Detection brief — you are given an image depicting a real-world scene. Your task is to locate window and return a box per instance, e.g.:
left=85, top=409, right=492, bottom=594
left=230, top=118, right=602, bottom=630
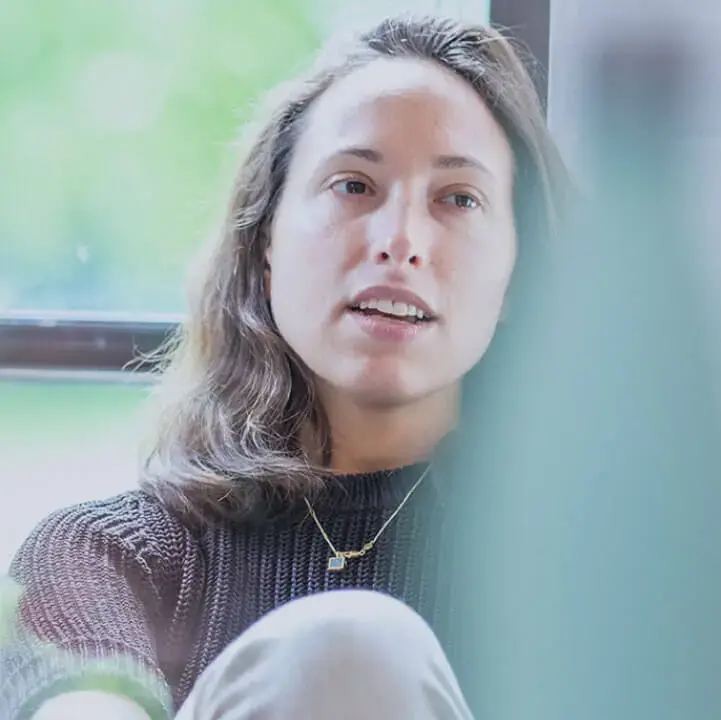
left=0, top=380, right=148, bottom=570
left=1, top=1, right=322, bottom=315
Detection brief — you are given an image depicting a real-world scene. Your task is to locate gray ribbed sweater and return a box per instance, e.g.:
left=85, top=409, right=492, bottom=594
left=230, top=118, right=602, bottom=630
left=1, top=465, right=455, bottom=719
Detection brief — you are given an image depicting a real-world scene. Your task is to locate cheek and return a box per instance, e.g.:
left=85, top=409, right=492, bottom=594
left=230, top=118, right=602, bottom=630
left=270, top=200, right=367, bottom=298
left=271, top=217, right=329, bottom=295
left=444, top=229, right=516, bottom=306
left=441, top=231, right=516, bottom=354
left=269, top=247, right=327, bottom=322
left=268, top=251, right=322, bottom=363
left=268, top=210, right=355, bottom=340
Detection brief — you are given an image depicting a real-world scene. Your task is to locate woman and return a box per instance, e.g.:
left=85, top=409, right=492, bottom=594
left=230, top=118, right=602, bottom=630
left=2, top=13, right=568, bottom=720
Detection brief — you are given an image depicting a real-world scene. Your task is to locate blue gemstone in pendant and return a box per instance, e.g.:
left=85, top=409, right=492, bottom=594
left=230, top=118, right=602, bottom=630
left=328, top=556, right=346, bottom=571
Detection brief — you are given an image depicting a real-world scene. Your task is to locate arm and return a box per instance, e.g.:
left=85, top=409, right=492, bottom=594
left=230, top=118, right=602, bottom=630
left=1, top=494, right=179, bottom=720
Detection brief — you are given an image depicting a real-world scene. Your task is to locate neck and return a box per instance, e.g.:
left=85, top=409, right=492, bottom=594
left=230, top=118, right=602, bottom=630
left=320, top=386, right=459, bottom=474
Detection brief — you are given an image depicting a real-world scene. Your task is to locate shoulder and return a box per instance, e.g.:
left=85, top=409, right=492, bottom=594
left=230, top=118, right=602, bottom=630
left=11, top=490, right=205, bottom=597
left=4, top=492, right=190, bottom=719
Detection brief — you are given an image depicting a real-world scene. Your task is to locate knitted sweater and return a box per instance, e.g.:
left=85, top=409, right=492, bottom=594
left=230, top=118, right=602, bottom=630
left=1, top=465, right=457, bottom=719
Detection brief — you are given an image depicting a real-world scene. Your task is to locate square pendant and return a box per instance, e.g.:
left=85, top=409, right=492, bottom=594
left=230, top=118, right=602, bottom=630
left=328, top=556, right=346, bottom=571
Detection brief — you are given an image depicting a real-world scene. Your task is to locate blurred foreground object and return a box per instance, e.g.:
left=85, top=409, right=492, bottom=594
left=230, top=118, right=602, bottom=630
left=451, top=31, right=721, bottom=720
left=0, top=577, right=171, bottom=718
left=0, top=578, right=22, bottom=649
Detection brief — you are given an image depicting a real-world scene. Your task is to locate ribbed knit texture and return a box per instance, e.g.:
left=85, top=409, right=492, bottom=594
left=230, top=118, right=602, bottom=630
left=1, top=465, right=453, bottom=718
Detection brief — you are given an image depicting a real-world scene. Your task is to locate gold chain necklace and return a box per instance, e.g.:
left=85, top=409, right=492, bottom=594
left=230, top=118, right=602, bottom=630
left=304, top=464, right=432, bottom=571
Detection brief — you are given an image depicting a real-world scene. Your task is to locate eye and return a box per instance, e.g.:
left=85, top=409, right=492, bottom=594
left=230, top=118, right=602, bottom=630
left=439, top=192, right=481, bottom=210
left=332, top=178, right=373, bottom=196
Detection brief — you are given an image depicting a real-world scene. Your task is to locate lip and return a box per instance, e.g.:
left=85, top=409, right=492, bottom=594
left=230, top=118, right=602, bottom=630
left=348, top=285, right=435, bottom=318
left=347, top=311, right=431, bottom=343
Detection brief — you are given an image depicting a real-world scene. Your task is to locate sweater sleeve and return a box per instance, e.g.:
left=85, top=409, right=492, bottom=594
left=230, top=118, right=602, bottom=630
left=0, top=492, right=187, bottom=720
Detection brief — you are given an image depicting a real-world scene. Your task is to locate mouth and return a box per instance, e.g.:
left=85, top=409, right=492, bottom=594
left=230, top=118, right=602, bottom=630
left=347, top=298, right=436, bottom=325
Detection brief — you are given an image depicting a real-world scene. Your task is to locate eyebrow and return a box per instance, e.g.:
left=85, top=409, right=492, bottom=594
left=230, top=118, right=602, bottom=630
left=333, top=146, right=494, bottom=177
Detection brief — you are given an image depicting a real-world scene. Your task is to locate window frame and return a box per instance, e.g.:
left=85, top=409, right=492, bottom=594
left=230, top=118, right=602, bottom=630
left=0, top=312, right=176, bottom=377
left=491, top=0, right=550, bottom=108
left=0, top=0, right=549, bottom=378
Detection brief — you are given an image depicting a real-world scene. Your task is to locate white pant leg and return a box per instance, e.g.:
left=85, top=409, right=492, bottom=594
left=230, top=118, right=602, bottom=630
left=175, top=589, right=473, bottom=720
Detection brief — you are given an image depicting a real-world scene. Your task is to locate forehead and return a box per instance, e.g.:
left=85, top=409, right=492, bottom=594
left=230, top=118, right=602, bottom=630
left=296, top=57, right=511, bottom=167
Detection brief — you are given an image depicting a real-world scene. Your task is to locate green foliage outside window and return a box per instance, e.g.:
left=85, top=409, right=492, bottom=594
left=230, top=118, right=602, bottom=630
left=0, top=0, right=319, bottom=314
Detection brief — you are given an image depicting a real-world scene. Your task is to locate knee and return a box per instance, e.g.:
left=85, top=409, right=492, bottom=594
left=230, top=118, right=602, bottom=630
left=258, top=589, right=438, bottom=660
left=237, top=588, right=450, bottom=699
left=180, top=592, right=464, bottom=719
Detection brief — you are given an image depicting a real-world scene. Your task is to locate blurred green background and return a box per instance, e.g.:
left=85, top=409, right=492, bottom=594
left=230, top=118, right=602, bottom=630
left=0, top=0, right=319, bottom=314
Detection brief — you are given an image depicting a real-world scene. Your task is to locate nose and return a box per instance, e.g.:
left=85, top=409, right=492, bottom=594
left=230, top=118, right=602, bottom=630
left=370, top=194, right=431, bottom=269
left=375, top=235, right=422, bottom=268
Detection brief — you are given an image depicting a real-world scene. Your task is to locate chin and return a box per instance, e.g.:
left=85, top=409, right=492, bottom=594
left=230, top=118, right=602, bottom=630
left=343, top=365, right=432, bottom=408
left=350, top=384, right=416, bottom=408
left=316, top=352, right=457, bottom=409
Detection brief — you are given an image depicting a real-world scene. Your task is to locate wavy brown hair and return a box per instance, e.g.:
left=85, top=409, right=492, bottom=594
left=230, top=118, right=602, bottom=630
left=138, top=14, right=570, bottom=523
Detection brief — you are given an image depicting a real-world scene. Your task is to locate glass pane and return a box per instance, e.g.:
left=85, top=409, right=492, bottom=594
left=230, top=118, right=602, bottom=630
left=0, top=381, right=148, bottom=572
left=0, top=1, right=489, bottom=316
left=0, top=1, right=321, bottom=315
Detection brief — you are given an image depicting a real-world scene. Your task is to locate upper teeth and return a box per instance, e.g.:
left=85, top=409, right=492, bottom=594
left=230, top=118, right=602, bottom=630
left=357, top=298, right=426, bottom=320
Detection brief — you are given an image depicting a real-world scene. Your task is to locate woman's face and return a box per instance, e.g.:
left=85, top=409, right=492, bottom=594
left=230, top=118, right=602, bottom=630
left=268, top=57, right=516, bottom=407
